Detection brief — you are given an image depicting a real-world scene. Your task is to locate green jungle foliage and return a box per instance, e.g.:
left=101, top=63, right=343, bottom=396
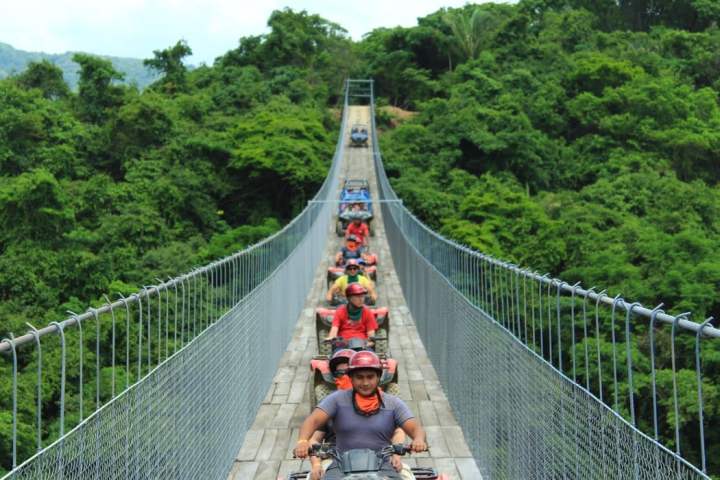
left=2, top=0, right=720, bottom=475
left=368, top=0, right=720, bottom=475
left=0, top=9, right=352, bottom=472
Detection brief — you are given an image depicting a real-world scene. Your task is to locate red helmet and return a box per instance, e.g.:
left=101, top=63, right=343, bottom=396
left=345, top=283, right=368, bottom=297
left=330, top=349, right=355, bottom=371
left=347, top=350, right=383, bottom=375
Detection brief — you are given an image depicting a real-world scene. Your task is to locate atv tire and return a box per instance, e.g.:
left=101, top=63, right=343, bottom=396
left=314, top=383, right=335, bottom=406
left=374, top=328, right=388, bottom=354
left=318, top=329, right=332, bottom=355
left=369, top=222, right=376, bottom=237
left=336, top=221, right=344, bottom=236
left=384, top=382, right=401, bottom=397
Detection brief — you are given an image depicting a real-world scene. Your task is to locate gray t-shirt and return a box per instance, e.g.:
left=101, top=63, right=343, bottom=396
left=317, top=389, right=414, bottom=453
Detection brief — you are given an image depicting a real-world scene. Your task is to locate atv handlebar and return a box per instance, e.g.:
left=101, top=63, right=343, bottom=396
left=322, top=336, right=385, bottom=351
left=303, top=443, right=416, bottom=460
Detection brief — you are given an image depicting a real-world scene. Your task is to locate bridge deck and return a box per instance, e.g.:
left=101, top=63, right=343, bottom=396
left=228, top=106, right=481, bottom=480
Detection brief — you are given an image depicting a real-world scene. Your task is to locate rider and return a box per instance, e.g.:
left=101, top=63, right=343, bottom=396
left=335, top=235, right=367, bottom=266
left=327, top=284, right=377, bottom=343
left=345, top=212, right=370, bottom=246
left=295, top=351, right=427, bottom=479
left=306, top=350, right=412, bottom=480
left=329, top=348, right=355, bottom=390
left=326, top=261, right=377, bottom=304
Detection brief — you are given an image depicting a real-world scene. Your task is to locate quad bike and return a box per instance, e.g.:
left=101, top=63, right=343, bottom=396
left=308, top=337, right=400, bottom=411
left=327, top=259, right=378, bottom=288
left=337, top=211, right=374, bottom=238
left=350, top=123, right=369, bottom=147
left=315, top=307, right=389, bottom=356
left=281, top=443, right=448, bottom=480
left=337, top=180, right=374, bottom=237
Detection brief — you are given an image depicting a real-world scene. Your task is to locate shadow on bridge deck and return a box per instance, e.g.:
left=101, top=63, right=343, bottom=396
left=228, top=106, right=482, bottom=480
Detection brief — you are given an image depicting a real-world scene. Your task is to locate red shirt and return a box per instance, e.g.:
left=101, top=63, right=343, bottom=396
left=346, top=223, right=369, bottom=244
left=332, top=305, right=378, bottom=340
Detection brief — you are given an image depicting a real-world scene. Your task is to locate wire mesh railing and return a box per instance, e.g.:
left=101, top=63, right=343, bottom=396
left=0, top=83, right=351, bottom=479
left=368, top=81, right=718, bottom=479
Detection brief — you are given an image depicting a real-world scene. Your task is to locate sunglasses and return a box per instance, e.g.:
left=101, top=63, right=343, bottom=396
left=347, top=266, right=359, bottom=271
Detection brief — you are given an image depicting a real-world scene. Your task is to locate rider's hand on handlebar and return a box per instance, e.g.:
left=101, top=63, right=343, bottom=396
left=294, top=440, right=310, bottom=459
left=410, top=438, right=428, bottom=453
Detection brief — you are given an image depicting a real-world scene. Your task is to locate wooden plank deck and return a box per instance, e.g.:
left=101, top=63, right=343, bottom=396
left=229, top=106, right=482, bottom=480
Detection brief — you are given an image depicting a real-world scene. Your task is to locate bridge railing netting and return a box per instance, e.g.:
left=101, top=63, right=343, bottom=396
left=368, top=84, right=716, bottom=479
left=0, top=84, right=349, bottom=480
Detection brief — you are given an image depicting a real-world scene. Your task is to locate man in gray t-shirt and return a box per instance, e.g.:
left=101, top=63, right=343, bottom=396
left=317, top=389, right=413, bottom=453
left=294, top=351, right=427, bottom=479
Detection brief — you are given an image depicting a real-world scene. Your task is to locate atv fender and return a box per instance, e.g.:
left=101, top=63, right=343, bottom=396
left=315, top=308, right=335, bottom=328
left=310, top=358, right=331, bottom=375
left=372, top=307, right=389, bottom=327
left=384, top=358, right=397, bottom=375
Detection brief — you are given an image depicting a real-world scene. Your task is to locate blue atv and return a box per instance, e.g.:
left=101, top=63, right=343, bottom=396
left=337, top=179, right=374, bottom=236
left=350, top=124, right=369, bottom=147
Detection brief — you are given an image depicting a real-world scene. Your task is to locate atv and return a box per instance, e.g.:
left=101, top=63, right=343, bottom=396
left=281, top=444, right=448, bottom=480
left=350, top=124, right=369, bottom=147
left=327, top=260, right=378, bottom=289
left=337, top=180, right=374, bottom=237
left=315, top=307, right=389, bottom=356
left=308, top=337, right=400, bottom=411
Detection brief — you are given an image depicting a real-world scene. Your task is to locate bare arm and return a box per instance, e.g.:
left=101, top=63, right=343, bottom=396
left=400, top=418, right=427, bottom=452
left=327, top=326, right=339, bottom=339
left=326, top=283, right=339, bottom=302
left=309, top=430, right=325, bottom=471
left=389, top=427, right=407, bottom=473
left=368, top=281, right=377, bottom=302
left=310, top=430, right=325, bottom=444
left=294, top=409, right=330, bottom=458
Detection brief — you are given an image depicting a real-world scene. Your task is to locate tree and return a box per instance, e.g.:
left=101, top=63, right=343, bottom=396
left=15, top=60, right=70, bottom=99
left=443, top=7, right=498, bottom=62
left=72, top=53, right=125, bottom=123
left=144, top=40, right=193, bottom=94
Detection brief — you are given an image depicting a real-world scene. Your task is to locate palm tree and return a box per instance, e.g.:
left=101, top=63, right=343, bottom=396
left=444, top=8, right=496, bottom=62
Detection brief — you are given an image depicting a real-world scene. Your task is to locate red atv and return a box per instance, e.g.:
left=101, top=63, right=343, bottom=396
left=315, top=307, right=389, bottom=356
left=327, top=258, right=378, bottom=288
left=308, top=339, right=400, bottom=411
left=280, top=443, right=449, bottom=480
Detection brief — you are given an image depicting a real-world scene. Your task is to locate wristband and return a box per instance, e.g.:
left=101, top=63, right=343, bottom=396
left=296, top=439, right=309, bottom=444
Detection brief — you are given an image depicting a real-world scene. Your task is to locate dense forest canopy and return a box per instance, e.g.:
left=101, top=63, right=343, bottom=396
left=368, top=0, right=720, bottom=474
left=1, top=0, right=720, bottom=475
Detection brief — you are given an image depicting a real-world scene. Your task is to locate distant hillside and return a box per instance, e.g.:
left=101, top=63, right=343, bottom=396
left=0, top=41, right=160, bottom=90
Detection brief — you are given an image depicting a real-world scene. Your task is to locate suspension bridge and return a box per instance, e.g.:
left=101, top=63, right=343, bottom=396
left=1, top=80, right=718, bottom=479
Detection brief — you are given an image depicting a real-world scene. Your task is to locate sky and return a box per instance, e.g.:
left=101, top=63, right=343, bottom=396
left=0, top=0, right=510, bottom=65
